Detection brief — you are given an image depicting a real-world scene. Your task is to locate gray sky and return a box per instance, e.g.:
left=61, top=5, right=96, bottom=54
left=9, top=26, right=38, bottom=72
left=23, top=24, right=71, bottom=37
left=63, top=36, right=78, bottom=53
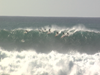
left=0, top=0, right=100, bottom=17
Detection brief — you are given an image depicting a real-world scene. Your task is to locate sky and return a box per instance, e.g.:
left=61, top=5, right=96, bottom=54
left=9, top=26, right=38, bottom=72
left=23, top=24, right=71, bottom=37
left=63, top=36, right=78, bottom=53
left=0, top=0, right=100, bottom=17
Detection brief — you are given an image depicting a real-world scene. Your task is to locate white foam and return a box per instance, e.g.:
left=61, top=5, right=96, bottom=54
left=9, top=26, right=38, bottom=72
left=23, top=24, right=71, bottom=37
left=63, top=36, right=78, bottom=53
left=6, top=24, right=100, bottom=36
left=44, top=24, right=100, bottom=36
left=0, top=48, right=100, bottom=75
left=12, top=28, right=34, bottom=31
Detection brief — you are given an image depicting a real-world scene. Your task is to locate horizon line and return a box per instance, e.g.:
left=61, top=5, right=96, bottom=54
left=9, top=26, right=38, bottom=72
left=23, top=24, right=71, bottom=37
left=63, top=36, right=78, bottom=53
left=0, top=15, right=100, bottom=18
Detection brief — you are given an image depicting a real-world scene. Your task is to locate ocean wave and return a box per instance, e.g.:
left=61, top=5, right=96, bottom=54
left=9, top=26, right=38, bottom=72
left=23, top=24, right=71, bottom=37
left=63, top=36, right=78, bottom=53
left=0, top=49, right=100, bottom=75
left=0, top=25, right=100, bottom=54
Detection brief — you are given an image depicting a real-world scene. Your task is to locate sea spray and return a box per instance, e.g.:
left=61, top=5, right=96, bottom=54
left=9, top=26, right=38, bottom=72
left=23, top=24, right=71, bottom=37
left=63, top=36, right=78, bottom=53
left=0, top=49, right=100, bottom=75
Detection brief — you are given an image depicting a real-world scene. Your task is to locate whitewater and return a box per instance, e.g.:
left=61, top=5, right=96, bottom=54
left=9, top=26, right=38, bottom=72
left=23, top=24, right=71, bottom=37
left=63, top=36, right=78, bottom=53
left=0, top=16, right=100, bottom=75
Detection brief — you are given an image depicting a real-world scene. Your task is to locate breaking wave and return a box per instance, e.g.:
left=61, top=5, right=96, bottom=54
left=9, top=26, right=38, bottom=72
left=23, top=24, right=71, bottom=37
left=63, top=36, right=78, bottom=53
left=0, top=49, right=100, bottom=75
left=0, top=25, right=99, bottom=54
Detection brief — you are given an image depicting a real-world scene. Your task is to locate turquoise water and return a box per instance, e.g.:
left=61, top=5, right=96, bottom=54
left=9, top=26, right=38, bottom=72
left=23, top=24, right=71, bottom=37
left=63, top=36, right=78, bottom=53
left=0, top=16, right=100, bottom=75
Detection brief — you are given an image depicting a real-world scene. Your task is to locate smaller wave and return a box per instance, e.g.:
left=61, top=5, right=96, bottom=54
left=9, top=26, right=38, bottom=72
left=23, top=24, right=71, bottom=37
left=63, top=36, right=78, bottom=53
left=0, top=49, right=100, bottom=75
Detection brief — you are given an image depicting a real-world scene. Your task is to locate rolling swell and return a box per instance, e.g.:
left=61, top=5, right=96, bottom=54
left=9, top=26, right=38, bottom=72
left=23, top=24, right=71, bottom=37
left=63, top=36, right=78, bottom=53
left=0, top=29, right=100, bottom=54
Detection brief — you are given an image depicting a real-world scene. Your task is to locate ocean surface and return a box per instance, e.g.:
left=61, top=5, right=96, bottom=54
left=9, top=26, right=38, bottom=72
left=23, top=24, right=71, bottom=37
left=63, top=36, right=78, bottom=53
left=0, top=16, right=100, bottom=75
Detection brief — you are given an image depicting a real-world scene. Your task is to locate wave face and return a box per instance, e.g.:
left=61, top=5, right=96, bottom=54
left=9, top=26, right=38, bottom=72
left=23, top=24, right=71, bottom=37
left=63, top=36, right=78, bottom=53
left=0, top=25, right=100, bottom=54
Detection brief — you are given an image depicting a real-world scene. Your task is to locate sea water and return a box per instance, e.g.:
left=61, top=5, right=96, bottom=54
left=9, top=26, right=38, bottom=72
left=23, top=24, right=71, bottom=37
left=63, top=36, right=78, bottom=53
left=0, top=16, right=100, bottom=75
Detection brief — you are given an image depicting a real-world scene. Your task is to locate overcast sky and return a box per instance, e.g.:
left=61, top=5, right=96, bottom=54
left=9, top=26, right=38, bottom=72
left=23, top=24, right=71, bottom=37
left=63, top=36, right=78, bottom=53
left=0, top=0, right=100, bottom=17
